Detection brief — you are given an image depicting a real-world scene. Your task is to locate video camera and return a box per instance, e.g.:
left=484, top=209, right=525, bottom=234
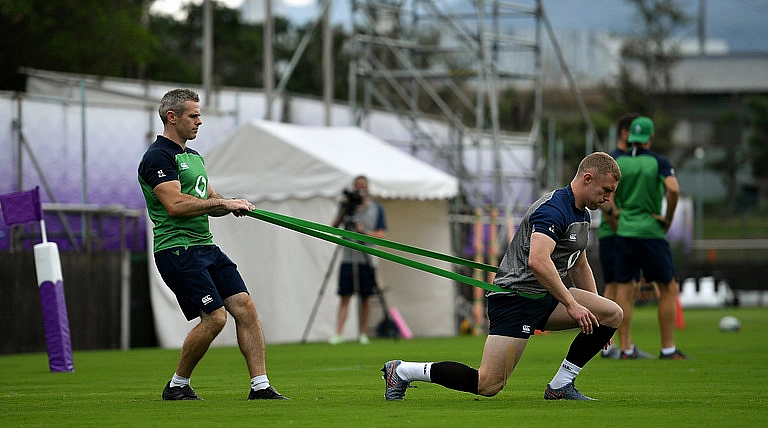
left=342, top=189, right=363, bottom=217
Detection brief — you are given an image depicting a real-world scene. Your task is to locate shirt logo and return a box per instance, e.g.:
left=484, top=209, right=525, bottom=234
left=156, top=170, right=166, bottom=178
left=548, top=225, right=556, bottom=234
left=522, top=324, right=531, bottom=334
left=180, top=162, right=189, bottom=170
left=195, top=176, right=207, bottom=198
left=202, top=295, right=213, bottom=305
left=569, top=233, right=577, bottom=241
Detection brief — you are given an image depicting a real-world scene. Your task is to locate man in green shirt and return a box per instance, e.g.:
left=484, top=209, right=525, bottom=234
left=612, top=116, right=688, bottom=360
left=139, top=89, right=288, bottom=400
left=597, top=113, right=651, bottom=359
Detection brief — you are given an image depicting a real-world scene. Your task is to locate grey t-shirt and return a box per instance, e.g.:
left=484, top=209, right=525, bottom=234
left=341, top=199, right=387, bottom=267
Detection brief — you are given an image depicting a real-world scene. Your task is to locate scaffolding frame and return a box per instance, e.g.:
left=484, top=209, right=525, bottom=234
left=349, top=0, right=544, bottom=220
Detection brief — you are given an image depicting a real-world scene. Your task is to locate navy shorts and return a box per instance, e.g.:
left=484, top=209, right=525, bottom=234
left=487, top=292, right=560, bottom=339
left=337, top=263, right=378, bottom=297
left=154, top=245, right=248, bottom=321
left=598, top=235, right=619, bottom=283
left=599, top=235, right=640, bottom=284
left=615, top=237, right=676, bottom=284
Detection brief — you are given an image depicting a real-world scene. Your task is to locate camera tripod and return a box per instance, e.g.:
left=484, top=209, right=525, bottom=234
left=300, top=216, right=398, bottom=343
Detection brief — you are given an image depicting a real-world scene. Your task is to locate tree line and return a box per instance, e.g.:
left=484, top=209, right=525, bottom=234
left=0, top=0, right=350, bottom=99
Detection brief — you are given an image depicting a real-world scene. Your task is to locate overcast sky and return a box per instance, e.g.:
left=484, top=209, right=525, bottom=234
left=151, top=0, right=768, bottom=53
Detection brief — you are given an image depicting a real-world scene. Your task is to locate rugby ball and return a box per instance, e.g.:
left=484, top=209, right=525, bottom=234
left=718, top=315, right=741, bottom=332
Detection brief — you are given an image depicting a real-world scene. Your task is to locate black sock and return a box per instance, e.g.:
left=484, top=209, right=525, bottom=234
left=429, top=361, right=479, bottom=394
left=566, top=324, right=617, bottom=368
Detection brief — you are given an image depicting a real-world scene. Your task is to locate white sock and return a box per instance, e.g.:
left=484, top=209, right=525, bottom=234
left=549, top=359, right=582, bottom=389
left=251, top=374, right=270, bottom=391
left=396, top=361, right=433, bottom=382
left=661, top=346, right=676, bottom=355
left=170, top=373, right=190, bottom=388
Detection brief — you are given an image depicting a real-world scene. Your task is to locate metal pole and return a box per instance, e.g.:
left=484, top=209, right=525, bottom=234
left=322, top=0, right=333, bottom=126
left=80, top=81, right=87, bottom=248
left=203, top=0, right=213, bottom=107
left=15, top=93, right=22, bottom=191
left=695, top=147, right=705, bottom=241
left=264, top=0, right=274, bottom=120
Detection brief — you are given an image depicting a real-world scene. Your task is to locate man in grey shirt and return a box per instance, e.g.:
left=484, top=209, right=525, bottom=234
left=329, top=175, right=387, bottom=345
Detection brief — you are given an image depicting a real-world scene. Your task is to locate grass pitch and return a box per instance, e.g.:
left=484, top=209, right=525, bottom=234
left=1, top=306, right=766, bottom=427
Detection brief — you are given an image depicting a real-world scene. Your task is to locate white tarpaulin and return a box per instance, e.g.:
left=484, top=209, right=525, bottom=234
left=149, top=119, right=460, bottom=347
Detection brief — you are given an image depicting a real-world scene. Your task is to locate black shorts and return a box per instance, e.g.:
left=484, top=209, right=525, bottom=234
left=599, top=236, right=619, bottom=283
left=487, top=292, right=559, bottom=339
left=615, top=237, right=676, bottom=283
left=337, top=263, right=378, bottom=297
left=154, top=245, right=248, bottom=321
left=599, top=236, right=640, bottom=284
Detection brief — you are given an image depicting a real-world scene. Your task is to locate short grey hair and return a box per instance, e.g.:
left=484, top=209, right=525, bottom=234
left=158, top=89, right=199, bottom=125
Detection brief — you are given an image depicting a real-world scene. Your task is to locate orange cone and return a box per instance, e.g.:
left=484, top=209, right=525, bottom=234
left=675, top=297, right=686, bottom=329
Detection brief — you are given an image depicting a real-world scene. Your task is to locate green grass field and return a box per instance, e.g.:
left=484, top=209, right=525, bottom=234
left=1, top=306, right=766, bottom=427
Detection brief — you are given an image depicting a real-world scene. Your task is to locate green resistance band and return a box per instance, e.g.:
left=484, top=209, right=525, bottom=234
left=243, top=208, right=507, bottom=293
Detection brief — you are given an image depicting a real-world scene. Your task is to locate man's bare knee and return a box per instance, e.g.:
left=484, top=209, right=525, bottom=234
left=602, top=301, right=623, bottom=327
left=201, top=308, right=227, bottom=333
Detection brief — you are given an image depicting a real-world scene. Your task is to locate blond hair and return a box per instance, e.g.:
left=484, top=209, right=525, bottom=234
left=578, top=152, right=621, bottom=182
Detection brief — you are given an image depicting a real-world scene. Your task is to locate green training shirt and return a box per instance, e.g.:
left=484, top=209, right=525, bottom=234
left=614, top=147, right=675, bottom=239
left=138, top=136, right=214, bottom=252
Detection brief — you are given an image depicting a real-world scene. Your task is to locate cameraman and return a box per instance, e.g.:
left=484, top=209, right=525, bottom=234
left=329, top=175, right=387, bottom=345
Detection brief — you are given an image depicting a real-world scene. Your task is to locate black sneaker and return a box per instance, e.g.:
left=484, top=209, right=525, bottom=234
left=248, top=386, right=289, bottom=400
left=659, top=349, right=689, bottom=360
left=162, top=381, right=202, bottom=400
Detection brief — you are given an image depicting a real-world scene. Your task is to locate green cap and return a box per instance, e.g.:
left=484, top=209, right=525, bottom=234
left=628, top=116, right=654, bottom=143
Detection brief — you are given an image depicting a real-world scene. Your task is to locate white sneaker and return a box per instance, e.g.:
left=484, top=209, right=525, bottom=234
left=359, top=334, right=370, bottom=345
left=328, top=335, right=343, bottom=345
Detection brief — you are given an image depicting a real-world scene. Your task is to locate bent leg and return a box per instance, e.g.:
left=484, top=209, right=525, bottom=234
left=429, top=335, right=527, bottom=397
left=176, top=307, right=227, bottom=377
left=224, top=292, right=267, bottom=377
left=477, top=335, right=528, bottom=396
left=545, top=288, right=623, bottom=331
left=544, top=289, right=622, bottom=367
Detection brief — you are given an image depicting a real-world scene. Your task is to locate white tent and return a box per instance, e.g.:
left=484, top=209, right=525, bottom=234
left=149, top=119, right=460, bottom=347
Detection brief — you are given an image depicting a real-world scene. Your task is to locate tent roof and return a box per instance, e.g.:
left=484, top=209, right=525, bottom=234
left=205, top=119, right=458, bottom=202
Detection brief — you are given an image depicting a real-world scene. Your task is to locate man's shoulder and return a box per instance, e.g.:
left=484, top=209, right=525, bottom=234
left=609, top=148, right=626, bottom=158
left=144, top=137, right=180, bottom=157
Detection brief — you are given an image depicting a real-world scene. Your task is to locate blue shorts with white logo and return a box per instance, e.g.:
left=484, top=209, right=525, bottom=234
left=487, top=292, right=560, bottom=339
left=154, top=245, right=248, bottom=321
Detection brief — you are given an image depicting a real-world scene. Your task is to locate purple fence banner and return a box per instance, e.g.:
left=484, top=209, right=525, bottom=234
left=0, top=187, right=43, bottom=226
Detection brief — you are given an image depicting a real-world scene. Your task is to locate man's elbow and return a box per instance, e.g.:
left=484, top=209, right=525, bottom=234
left=165, top=205, right=184, bottom=217
left=527, top=257, right=546, bottom=276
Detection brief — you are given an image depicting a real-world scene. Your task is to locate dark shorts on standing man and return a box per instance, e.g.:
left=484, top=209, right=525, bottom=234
left=487, top=292, right=560, bottom=339
left=154, top=245, right=249, bottom=320
left=598, top=235, right=619, bottom=284
left=615, top=236, right=676, bottom=284
left=599, top=235, right=640, bottom=284
left=337, top=262, right=378, bottom=297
